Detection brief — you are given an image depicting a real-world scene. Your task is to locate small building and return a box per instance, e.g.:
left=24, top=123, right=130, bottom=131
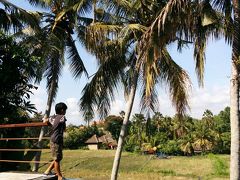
left=99, top=134, right=117, bottom=149
left=85, top=134, right=100, bottom=150
left=85, top=133, right=117, bottom=150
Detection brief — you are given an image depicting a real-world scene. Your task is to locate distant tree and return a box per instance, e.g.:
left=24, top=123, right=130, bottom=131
left=152, top=112, right=164, bottom=133
left=172, top=115, right=191, bottom=139
left=193, top=120, right=214, bottom=153
left=180, top=133, right=195, bottom=156
left=202, top=109, right=214, bottom=128
left=104, top=115, right=123, bottom=140
left=84, top=111, right=94, bottom=127
left=131, top=114, right=146, bottom=148
left=215, top=107, right=230, bottom=133
left=64, top=125, right=103, bottom=149
left=213, top=107, right=230, bottom=154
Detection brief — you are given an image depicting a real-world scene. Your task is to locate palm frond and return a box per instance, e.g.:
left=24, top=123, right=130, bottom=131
left=75, top=16, right=93, bottom=47
left=71, top=0, right=93, bottom=16
left=211, top=0, right=233, bottom=44
left=158, top=48, right=191, bottom=116
left=0, top=0, right=41, bottom=32
left=140, top=84, right=159, bottom=114
left=66, top=35, right=88, bottom=78
left=44, top=50, right=64, bottom=101
left=100, top=0, right=132, bottom=18
left=85, top=22, right=122, bottom=61
left=27, top=0, right=51, bottom=9
left=80, top=52, right=126, bottom=119
left=193, top=32, right=206, bottom=87
left=212, top=0, right=232, bottom=16
left=119, top=23, right=147, bottom=45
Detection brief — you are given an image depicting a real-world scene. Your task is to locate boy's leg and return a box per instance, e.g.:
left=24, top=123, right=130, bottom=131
left=44, top=161, right=54, bottom=174
left=54, top=160, right=63, bottom=180
left=54, top=143, right=63, bottom=179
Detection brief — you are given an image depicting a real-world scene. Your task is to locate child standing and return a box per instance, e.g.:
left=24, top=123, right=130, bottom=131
left=44, top=102, right=67, bottom=180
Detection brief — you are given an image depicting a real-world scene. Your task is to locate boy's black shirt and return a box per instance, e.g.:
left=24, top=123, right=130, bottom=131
left=49, top=114, right=67, bottom=144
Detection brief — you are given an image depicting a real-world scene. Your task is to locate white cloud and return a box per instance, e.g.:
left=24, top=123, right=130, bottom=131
left=65, top=98, right=84, bottom=125
left=156, top=85, right=229, bottom=118
left=110, top=99, right=124, bottom=115
left=30, top=86, right=47, bottom=114
left=188, top=85, right=229, bottom=118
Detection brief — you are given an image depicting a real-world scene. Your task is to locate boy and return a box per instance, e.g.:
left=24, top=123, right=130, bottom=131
left=44, top=102, right=67, bottom=180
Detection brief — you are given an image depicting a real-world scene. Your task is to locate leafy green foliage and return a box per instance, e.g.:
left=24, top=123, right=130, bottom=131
left=103, top=115, right=123, bottom=140
left=0, top=32, right=42, bottom=171
left=64, top=124, right=103, bottom=149
left=0, top=31, right=41, bottom=120
left=124, top=108, right=230, bottom=155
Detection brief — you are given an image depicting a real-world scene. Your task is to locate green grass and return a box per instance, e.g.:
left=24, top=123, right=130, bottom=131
left=34, top=150, right=229, bottom=180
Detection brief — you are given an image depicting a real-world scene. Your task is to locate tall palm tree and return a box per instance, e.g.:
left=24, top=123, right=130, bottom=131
left=138, top=0, right=238, bottom=179
left=132, top=114, right=146, bottom=147
left=152, top=112, right=164, bottom=133
left=228, top=1, right=240, bottom=178
left=80, top=1, right=191, bottom=179
left=193, top=120, right=214, bottom=153
left=21, top=0, right=93, bottom=171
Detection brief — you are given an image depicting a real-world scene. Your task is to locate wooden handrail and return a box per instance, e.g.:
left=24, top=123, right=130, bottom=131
left=0, top=122, right=48, bottom=128
left=0, top=160, right=51, bottom=164
left=0, top=137, right=50, bottom=141
left=0, top=149, right=50, bottom=151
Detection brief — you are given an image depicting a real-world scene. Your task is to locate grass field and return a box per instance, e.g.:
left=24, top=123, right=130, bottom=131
left=37, top=150, right=229, bottom=180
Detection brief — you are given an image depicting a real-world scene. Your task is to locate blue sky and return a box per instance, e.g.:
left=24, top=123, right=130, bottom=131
left=10, top=0, right=231, bottom=125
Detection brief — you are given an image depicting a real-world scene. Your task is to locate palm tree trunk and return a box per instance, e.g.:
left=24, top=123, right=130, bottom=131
left=230, top=61, right=240, bottom=180
left=230, top=1, right=240, bottom=179
left=93, top=0, right=96, bottom=23
left=32, top=81, right=56, bottom=172
left=111, top=70, right=138, bottom=180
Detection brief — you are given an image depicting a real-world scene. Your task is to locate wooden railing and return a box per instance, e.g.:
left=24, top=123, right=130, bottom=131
left=0, top=122, right=51, bottom=165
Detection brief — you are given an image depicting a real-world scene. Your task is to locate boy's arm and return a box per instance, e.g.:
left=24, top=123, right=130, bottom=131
left=42, top=117, right=51, bottom=125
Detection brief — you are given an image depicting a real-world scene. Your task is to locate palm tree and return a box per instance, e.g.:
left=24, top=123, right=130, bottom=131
left=152, top=112, right=164, bottom=133
left=202, top=109, right=214, bottom=128
left=80, top=1, right=191, bottom=179
left=193, top=120, right=214, bottom=153
left=21, top=0, right=94, bottom=171
left=180, top=134, right=195, bottom=156
left=132, top=114, right=146, bottom=147
left=84, top=111, right=94, bottom=127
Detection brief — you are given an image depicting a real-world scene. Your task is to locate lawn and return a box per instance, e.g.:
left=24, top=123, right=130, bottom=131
left=37, top=150, right=229, bottom=180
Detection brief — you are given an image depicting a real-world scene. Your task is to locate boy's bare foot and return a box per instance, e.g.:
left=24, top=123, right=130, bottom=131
left=44, top=171, right=56, bottom=176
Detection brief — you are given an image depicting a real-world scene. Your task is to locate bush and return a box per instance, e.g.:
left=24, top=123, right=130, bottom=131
left=158, top=140, right=182, bottom=155
left=64, top=126, right=103, bottom=149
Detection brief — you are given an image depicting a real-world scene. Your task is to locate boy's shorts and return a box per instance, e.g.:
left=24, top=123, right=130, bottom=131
left=50, top=141, right=63, bottom=162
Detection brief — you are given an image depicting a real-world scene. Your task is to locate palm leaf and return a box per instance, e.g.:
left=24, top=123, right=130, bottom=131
left=0, top=0, right=41, bottom=32
left=66, top=35, right=88, bottom=78
left=159, top=48, right=191, bottom=116
left=80, top=50, right=127, bottom=118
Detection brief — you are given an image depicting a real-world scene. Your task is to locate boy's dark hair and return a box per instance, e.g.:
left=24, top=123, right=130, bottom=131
left=55, top=102, right=68, bottom=114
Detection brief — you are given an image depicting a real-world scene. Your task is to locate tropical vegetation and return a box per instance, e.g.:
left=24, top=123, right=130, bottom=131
left=0, top=0, right=238, bottom=179
left=0, top=31, right=41, bottom=170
